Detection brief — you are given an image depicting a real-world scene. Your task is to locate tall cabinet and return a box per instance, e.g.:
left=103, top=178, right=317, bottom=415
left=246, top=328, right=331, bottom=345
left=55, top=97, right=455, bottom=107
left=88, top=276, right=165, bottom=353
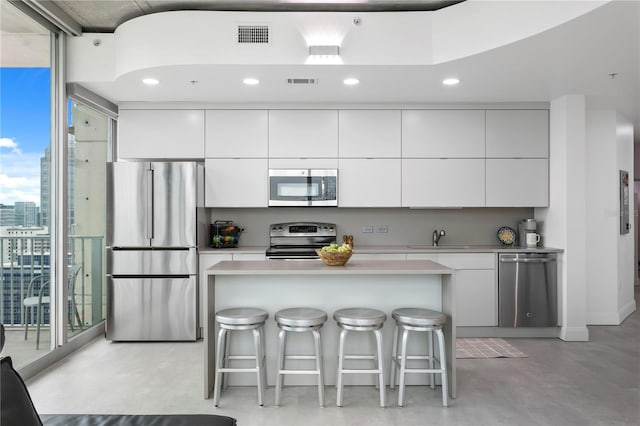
left=204, top=110, right=268, bottom=207
left=338, top=110, right=402, bottom=207
left=401, top=110, right=486, bottom=207
left=485, top=110, right=549, bottom=207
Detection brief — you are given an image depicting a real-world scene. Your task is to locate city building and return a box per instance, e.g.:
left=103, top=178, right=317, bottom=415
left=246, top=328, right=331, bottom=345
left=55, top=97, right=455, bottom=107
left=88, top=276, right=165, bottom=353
left=0, top=204, right=15, bottom=226
left=13, top=202, right=38, bottom=227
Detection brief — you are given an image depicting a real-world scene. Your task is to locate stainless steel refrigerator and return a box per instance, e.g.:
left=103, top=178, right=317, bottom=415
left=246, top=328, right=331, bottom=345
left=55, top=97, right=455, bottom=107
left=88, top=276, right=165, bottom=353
left=106, top=161, right=198, bottom=341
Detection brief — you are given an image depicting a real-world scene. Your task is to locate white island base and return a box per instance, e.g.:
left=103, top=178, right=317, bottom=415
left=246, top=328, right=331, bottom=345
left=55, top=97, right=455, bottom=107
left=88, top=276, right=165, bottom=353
left=204, top=259, right=456, bottom=400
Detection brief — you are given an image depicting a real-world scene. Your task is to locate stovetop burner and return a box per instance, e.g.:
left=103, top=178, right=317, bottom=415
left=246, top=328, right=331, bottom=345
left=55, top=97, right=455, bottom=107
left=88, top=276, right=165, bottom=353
left=266, top=222, right=337, bottom=259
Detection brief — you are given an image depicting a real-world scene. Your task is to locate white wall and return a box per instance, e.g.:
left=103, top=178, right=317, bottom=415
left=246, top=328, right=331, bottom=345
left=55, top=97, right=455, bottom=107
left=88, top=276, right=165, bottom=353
left=585, top=110, right=621, bottom=324
left=616, top=113, right=636, bottom=319
left=581, top=109, right=636, bottom=325
left=536, top=95, right=589, bottom=341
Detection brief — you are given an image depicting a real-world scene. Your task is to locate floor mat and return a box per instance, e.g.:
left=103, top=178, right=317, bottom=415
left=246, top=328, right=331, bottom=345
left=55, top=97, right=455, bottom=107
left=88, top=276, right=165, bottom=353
left=456, top=338, right=527, bottom=359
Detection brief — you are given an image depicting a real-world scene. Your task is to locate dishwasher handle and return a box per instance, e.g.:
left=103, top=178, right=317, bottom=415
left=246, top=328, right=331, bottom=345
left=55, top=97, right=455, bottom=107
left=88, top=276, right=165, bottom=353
left=500, top=256, right=555, bottom=264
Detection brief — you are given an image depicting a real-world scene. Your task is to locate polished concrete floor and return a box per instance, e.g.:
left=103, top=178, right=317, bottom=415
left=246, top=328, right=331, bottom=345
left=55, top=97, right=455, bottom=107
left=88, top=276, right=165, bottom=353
left=27, top=292, right=639, bottom=426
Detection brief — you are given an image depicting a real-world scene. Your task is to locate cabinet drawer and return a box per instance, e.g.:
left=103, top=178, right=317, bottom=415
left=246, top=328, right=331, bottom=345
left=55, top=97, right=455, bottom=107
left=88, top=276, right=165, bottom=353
left=437, top=254, right=495, bottom=269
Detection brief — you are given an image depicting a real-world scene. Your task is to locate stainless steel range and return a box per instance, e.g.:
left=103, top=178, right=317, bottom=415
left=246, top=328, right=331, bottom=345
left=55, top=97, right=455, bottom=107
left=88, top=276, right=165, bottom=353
left=266, top=222, right=337, bottom=259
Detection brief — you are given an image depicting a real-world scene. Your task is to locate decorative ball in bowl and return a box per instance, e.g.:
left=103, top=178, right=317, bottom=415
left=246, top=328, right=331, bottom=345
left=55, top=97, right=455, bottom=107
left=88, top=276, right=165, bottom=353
left=316, top=243, right=353, bottom=266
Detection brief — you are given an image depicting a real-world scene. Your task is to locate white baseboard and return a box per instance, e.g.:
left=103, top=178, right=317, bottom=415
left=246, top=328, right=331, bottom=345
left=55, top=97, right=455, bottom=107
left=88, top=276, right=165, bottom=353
left=618, top=299, right=637, bottom=322
left=588, top=299, right=637, bottom=325
left=588, top=311, right=623, bottom=325
left=560, top=326, right=589, bottom=341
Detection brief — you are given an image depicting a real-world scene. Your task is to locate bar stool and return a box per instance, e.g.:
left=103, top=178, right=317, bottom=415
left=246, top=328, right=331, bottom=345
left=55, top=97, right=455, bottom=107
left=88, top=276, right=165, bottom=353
left=213, top=307, right=269, bottom=407
left=389, top=307, right=448, bottom=407
left=274, top=307, right=328, bottom=407
left=334, top=307, right=387, bottom=408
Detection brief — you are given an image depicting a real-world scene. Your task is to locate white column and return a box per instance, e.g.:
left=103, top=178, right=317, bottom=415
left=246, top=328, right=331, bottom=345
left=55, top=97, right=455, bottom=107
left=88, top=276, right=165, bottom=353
left=535, top=95, right=589, bottom=341
left=585, top=110, right=637, bottom=324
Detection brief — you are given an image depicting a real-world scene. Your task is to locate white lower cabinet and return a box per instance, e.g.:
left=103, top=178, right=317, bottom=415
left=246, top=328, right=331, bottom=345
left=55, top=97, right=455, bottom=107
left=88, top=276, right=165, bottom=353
left=453, top=270, right=497, bottom=326
left=205, top=158, right=268, bottom=207
left=407, top=253, right=497, bottom=326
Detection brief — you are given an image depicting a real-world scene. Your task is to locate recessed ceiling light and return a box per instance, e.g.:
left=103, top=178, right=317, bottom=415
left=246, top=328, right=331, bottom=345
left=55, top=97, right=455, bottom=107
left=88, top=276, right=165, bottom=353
left=142, top=78, right=159, bottom=85
left=442, top=78, right=460, bottom=86
left=243, top=78, right=260, bottom=85
left=343, top=78, right=359, bottom=86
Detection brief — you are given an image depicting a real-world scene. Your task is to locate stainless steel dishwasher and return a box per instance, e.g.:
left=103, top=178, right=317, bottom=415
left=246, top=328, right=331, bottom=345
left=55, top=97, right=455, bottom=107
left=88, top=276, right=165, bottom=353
left=498, top=253, right=558, bottom=327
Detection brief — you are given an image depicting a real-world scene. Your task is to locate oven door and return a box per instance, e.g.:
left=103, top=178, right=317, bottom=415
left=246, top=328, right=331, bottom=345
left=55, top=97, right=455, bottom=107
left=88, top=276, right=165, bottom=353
left=269, top=169, right=337, bottom=206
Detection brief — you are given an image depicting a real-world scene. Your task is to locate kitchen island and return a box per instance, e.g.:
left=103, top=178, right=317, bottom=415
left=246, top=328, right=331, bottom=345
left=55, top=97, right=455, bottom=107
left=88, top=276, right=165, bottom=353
left=203, top=259, right=456, bottom=400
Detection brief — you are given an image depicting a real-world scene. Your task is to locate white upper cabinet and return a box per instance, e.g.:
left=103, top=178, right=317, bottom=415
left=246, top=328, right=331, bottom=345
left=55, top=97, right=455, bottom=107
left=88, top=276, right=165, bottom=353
left=485, top=110, right=549, bottom=158
left=485, top=159, right=549, bottom=207
left=402, top=158, right=485, bottom=207
left=268, top=110, right=338, bottom=158
left=205, top=110, right=268, bottom=158
left=118, top=109, right=205, bottom=159
left=204, top=158, right=268, bottom=207
left=339, top=159, right=401, bottom=207
left=402, top=110, right=485, bottom=158
left=338, top=110, right=401, bottom=158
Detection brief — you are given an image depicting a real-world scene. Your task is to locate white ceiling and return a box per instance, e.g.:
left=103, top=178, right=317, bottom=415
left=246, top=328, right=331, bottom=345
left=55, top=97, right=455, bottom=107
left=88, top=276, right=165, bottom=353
left=2, top=0, right=639, bottom=140
left=82, top=2, right=639, bottom=121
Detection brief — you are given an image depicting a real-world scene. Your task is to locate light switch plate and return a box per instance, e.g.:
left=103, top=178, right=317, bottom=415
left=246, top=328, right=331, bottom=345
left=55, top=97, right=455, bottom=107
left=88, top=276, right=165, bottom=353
left=362, top=226, right=374, bottom=233
left=375, top=225, right=388, bottom=233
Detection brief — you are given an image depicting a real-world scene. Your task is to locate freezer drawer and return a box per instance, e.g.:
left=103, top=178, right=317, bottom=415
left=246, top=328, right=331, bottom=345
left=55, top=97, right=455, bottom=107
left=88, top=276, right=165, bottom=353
left=106, top=276, right=196, bottom=341
left=498, top=253, right=557, bottom=327
left=107, top=248, right=196, bottom=275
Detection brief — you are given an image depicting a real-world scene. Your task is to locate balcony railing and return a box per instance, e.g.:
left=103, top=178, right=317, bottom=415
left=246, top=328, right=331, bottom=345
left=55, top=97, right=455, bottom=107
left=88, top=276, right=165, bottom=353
left=0, top=235, right=104, bottom=329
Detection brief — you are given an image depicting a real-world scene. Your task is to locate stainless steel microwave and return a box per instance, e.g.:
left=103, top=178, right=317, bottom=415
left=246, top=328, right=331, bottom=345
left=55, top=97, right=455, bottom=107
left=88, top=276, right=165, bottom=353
left=269, top=169, right=338, bottom=207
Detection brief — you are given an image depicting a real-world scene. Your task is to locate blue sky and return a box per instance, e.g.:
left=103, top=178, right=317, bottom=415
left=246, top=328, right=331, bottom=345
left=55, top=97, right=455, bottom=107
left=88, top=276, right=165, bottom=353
left=0, top=67, right=50, bottom=205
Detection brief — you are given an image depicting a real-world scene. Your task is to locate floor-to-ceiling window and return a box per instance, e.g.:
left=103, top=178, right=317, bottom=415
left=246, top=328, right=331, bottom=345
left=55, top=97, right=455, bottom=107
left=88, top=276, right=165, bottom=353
left=66, top=100, right=109, bottom=339
left=0, top=0, right=55, bottom=368
left=1, top=1, right=111, bottom=374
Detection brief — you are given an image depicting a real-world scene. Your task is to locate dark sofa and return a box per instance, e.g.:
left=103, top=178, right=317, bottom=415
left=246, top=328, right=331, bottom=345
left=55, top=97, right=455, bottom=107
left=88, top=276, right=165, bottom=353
left=0, top=324, right=236, bottom=426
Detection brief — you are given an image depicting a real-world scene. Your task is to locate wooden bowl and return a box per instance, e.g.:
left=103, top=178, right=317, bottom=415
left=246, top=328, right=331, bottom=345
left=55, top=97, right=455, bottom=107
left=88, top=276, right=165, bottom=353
left=316, top=249, right=353, bottom=266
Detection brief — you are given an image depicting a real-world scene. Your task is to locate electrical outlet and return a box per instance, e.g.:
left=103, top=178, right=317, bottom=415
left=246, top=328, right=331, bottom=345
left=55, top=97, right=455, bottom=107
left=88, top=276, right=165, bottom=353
left=362, top=226, right=374, bottom=233
left=375, top=225, right=388, bottom=233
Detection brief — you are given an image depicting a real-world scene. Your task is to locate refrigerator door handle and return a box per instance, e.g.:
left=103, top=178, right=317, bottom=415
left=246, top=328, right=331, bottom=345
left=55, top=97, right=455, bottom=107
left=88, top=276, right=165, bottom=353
left=147, top=168, right=154, bottom=240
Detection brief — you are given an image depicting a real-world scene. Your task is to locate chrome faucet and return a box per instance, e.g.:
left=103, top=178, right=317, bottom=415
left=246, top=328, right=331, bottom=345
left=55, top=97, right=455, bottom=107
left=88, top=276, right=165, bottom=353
left=433, top=229, right=446, bottom=247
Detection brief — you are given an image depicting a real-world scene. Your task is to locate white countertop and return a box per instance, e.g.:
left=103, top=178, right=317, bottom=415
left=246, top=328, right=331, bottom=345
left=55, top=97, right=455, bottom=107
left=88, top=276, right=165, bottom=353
left=199, top=245, right=563, bottom=255
left=207, top=259, right=453, bottom=275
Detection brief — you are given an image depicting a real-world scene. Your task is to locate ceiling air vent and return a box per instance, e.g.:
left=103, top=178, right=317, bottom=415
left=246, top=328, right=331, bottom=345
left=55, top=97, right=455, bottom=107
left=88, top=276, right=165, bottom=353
left=237, top=25, right=269, bottom=44
left=287, top=78, right=317, bottom=85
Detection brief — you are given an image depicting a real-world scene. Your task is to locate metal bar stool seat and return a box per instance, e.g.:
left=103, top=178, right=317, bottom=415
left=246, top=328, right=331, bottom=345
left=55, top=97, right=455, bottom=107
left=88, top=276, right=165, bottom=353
left=213, top=307, right=269, bottom=407
left=389, top=307, right=448, bottom=407
left=333, top=307, right=387, bottom=408
left=274, top=307, right=328, bottom=407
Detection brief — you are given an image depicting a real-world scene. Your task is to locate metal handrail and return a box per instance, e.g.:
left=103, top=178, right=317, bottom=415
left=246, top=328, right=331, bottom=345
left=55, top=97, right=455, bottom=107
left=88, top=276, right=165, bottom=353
left=0, top=235, right=104, bottom=327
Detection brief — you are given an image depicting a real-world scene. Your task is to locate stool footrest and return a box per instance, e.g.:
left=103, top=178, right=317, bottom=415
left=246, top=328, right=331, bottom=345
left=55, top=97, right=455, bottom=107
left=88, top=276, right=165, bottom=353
left=398, top=368, right=445, bottom=374
left=217, top=367, right=259, bottom=373
left=340, top=369, right=383, bottom=374
left=344, top=355, right=376, bottom=360
left=278, top=370, right=321, bottom=375
left=284, top=355, right=318, bottom=360
left=227, top=355, right=258, bottom=360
